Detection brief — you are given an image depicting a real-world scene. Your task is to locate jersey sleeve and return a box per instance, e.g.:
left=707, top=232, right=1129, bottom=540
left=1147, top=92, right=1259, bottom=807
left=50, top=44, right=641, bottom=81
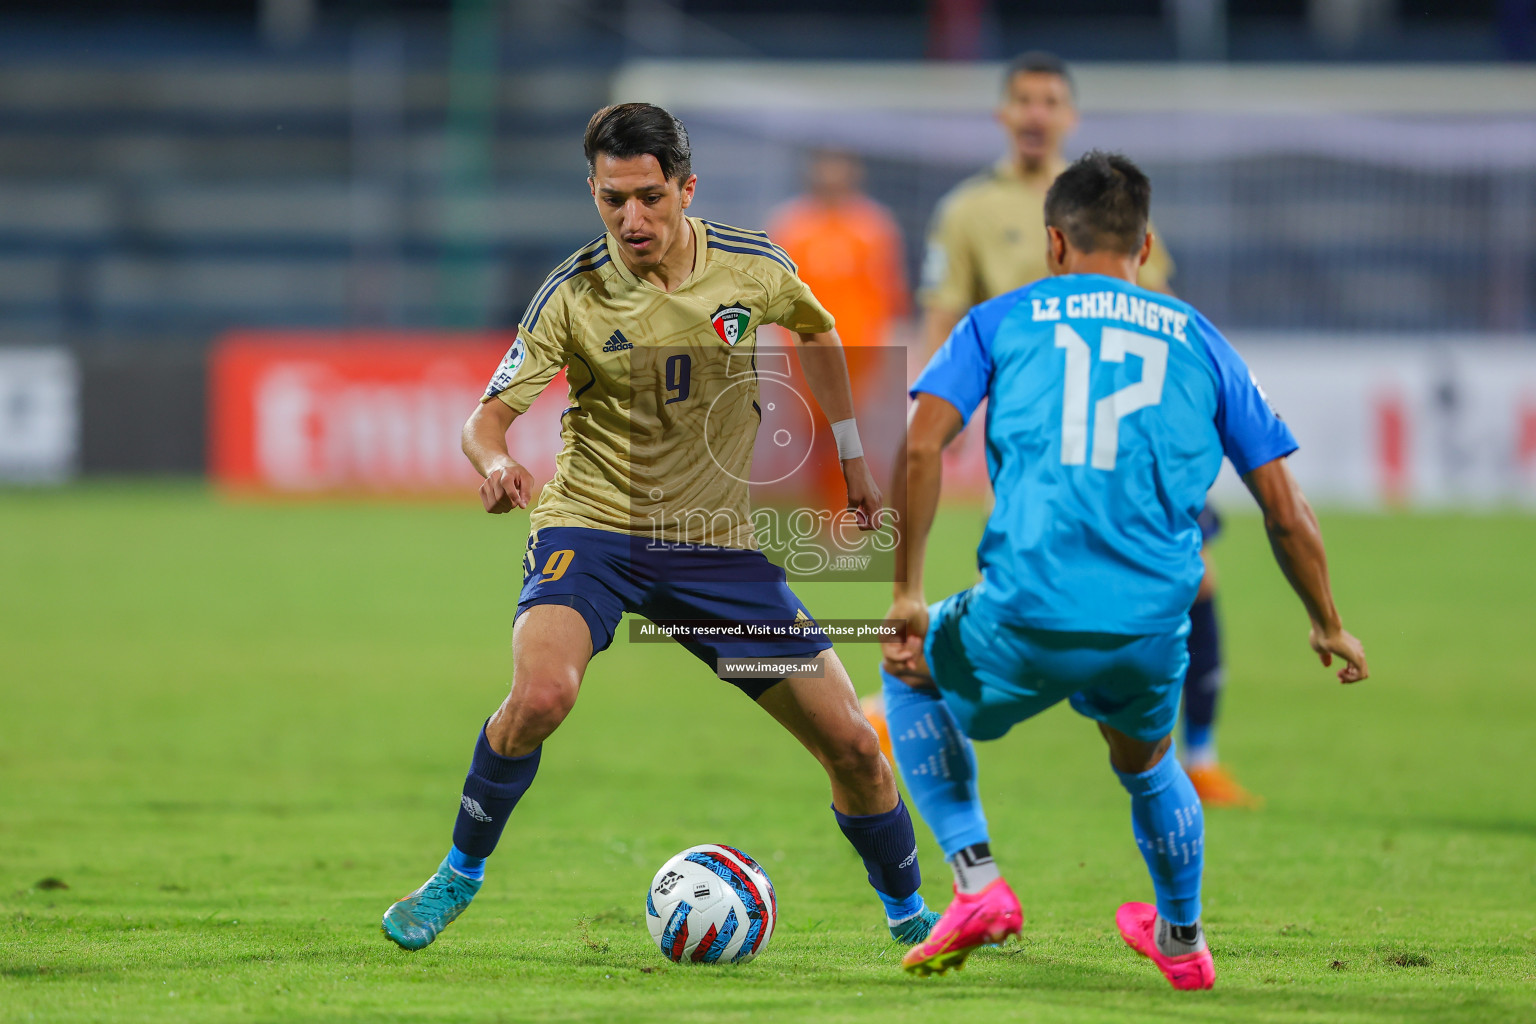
left=483, top=293, right=569, bottom=413
left=919, top=193, right=980, bottom=313
left=764, top=262, right=837, bottom=334
left=909, top=310, right=993, bottom=427
left=1137, top=222, right=1176, bottom=293
left=1194, top=313, right=1298, bottom=475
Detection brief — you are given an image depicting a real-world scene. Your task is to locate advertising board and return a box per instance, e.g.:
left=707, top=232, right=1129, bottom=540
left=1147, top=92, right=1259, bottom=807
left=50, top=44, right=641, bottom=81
left=0, top=347, right=77, bottom=482
left=209, top=332, right=566, bottom=495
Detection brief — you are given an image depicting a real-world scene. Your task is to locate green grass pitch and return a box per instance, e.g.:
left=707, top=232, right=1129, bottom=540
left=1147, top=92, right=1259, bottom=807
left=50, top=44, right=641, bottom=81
left=2, top=484, right=1534, bottom=1023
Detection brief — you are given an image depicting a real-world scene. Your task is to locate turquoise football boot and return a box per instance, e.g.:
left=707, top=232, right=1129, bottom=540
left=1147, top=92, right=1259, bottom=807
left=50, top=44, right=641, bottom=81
left=889, top=904, right=943, bottom=944
left=381, top=857, right=482, bottom=951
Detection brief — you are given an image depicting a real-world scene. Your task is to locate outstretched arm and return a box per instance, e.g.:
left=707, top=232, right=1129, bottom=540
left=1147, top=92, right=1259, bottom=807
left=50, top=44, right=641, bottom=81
left=1243, top=456, right=1369, bottom=683
left=881, top=393, right=965, bottom=676
left=462, top=399, right=535, bottom=514
left=794, top=329, right=882, bottom=530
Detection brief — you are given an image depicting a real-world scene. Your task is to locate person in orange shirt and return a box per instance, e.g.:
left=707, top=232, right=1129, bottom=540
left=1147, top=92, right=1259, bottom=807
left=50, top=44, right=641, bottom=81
left=769, top=150, right=909, bottom=351
left=770, top=151, right=910, bottom=513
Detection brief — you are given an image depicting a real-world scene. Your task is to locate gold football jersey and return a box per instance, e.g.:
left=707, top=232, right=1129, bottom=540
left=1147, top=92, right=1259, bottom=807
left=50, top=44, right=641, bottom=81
left=483, top=217, right=835, bottom=549
left=920, top=159, right=1175, bottom=312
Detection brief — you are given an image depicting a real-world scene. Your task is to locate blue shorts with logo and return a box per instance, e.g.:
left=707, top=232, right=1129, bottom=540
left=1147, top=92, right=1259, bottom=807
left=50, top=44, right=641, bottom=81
left=517, top=526, right=831, bottom=699
left=924, top=587, right=1191, bottom=743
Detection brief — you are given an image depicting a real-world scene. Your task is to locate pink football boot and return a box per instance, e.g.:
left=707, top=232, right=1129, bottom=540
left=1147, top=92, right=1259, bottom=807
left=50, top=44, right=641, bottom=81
left=1116, top=901, right=1216, bottom=990
left=901, top=879, right=1023, bottom=976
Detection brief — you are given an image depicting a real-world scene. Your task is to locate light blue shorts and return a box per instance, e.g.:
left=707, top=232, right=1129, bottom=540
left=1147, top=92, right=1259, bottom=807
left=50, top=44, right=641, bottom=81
left=923, top=587, right=1191, bottom=743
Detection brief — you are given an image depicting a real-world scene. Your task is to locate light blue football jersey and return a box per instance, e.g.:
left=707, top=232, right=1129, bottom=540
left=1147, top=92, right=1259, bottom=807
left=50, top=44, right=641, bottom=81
left=912, top=273, right=1297, bottom=634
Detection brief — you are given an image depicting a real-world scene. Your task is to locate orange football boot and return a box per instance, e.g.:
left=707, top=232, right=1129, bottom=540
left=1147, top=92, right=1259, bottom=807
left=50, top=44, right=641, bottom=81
left=1185, top=763, right=1263, bottom=809
left=860, top=693, right=894, bottom=763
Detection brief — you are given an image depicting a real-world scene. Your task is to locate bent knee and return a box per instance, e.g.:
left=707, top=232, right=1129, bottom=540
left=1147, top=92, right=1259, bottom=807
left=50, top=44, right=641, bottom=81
left=496, top=670, right=579, bottom=741
left=512, top=677, right=578, bottom=720
left=821, top=725, right=889, bottom=780
left=1099, top=723, right=1172, bottom=774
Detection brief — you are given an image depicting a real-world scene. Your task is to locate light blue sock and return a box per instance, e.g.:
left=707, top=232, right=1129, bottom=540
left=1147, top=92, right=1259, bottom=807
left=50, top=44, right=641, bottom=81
left=1115, top=750, right=1203, bottom=925
left=880, top=667, right=989, bottom=857
left=876, top=888, right=926, bottom=924
left=446, top=844, right=486, bottom=881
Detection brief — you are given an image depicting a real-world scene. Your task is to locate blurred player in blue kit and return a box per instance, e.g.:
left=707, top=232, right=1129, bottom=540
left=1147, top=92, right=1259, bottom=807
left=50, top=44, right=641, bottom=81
left=882, top=152, right=1369, bottom=986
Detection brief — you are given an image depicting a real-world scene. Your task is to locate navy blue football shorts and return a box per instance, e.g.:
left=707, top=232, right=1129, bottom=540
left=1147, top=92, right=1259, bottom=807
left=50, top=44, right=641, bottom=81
left=1197, top=501, right=1223, bottom=545
left=516, top=526, right=831, bottom=700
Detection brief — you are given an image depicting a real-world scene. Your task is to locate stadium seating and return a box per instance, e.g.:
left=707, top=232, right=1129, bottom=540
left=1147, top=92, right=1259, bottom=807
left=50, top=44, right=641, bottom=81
left=0, top=44, right=606, bottom=346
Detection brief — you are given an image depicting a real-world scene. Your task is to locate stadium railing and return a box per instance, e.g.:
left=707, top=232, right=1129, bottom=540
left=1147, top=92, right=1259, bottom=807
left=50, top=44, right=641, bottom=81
left=615, top=60, right=1536, bottom=334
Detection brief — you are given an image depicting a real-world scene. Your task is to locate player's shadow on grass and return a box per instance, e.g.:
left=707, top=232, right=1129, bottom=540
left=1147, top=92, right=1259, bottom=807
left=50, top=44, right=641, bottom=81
left=452, top=937, right=1515, bottom=1019
left=1387, top=815, right=1536, bottom=839
left=1280, top=806, right=1536, bottom=841
left=860, top=949, right=1503, bottom=1021
left=0, top=964, right=102, bottom=980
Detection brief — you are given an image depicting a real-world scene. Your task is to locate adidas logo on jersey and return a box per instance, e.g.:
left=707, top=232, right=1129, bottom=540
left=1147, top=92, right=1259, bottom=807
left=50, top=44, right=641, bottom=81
left=602, top=330, right=633, bottom=352
left=461, top=796, right=493, bottom=822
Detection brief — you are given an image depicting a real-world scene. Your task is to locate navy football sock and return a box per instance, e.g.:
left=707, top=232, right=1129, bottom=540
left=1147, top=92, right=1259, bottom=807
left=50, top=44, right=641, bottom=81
left=1115, top=751, right=1204, bottom=926
left=834, top=797, right=923, bottom=918
left=450, top=724, right=541, bottom=869
left=1182, top=597, right=1222, bottom=764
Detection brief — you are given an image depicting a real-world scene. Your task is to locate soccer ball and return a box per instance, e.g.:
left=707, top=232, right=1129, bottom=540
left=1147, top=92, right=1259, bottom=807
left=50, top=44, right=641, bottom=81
left=646, top=844, right=777, bottom=964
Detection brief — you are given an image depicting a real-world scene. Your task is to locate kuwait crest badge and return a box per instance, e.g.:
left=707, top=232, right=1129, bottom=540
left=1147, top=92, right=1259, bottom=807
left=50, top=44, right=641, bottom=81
left=710, top=303, right=751, bottom=346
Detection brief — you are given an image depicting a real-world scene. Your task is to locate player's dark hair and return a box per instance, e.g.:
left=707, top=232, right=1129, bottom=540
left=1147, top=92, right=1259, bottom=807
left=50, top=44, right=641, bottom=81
left=1004, top=50, right=1075, bottom=98
left=583, top=102, right=693, bottom=183
left=1043, top=150, right=1151, bottom=256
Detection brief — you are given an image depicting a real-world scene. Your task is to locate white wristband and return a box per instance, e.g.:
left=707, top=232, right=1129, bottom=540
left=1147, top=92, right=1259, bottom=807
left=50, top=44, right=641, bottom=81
left=830, top=418, right=863, bottom=461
